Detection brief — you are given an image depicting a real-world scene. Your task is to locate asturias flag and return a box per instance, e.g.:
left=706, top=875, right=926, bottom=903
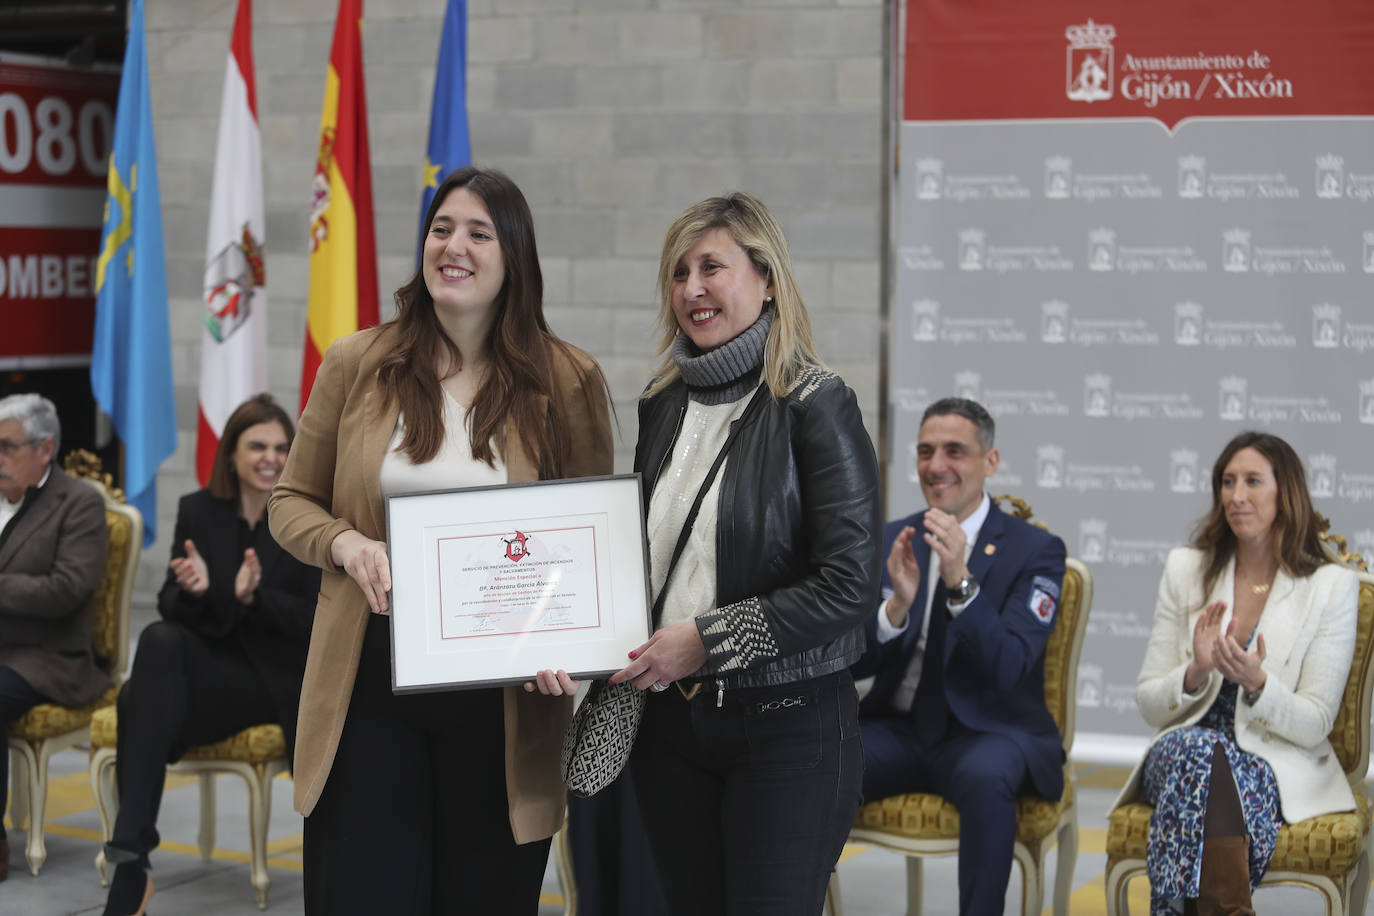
left=198, top=0, right=266, bottom=486
left=91, top=0, right=176, bottom=547
left=301, top=0, right=378, bottom=411
left=417, top=0, right=471, bottom=260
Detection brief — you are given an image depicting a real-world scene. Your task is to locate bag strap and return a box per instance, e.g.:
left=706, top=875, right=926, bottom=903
left=651, top=382, right=769, bottom=624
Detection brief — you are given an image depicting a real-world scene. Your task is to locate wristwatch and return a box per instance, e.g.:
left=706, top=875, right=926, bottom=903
left=947, top=574, right=978, bottom=603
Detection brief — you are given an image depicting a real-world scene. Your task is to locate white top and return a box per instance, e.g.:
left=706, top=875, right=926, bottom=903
left=876, top=492, right=990, bottom=713
left=0, top=466, right=50, bottom=535
left=648, top=395, right=753, bottom=630
left=379, top=392, right=507, bottom=497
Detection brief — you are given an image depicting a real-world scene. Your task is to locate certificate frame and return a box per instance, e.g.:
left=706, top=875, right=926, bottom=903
left=386, top=473, right=651, bottom=694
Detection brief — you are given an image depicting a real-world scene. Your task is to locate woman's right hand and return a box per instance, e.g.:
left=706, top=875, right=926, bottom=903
left=331, top=530, right=392, bottom=614
left=1185, top=599, right=1227, bottom=692
left=170, top=539, right=209, bottom=596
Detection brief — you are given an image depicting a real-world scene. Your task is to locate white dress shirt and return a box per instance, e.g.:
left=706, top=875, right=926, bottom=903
left=876, top=492, right=990, bottom=713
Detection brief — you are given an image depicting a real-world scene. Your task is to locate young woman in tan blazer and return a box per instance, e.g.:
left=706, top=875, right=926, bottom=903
left=269, top=167, right=612, bottom=915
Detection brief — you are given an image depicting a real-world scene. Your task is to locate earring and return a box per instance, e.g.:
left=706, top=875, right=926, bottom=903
left=764, top=297, right=774, bottom=306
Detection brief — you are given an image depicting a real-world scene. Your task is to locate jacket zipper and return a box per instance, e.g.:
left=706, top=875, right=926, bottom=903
left=651, top=402, right=686, bottom=496
left=716, top=677, right=725, bottom=707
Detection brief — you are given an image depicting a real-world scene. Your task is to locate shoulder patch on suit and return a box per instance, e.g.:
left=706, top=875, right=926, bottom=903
left=1027, top=575, right=1059, bottom=626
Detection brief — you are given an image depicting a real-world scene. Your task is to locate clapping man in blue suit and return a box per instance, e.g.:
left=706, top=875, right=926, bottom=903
left=852, top=398, right=1067, bottom=916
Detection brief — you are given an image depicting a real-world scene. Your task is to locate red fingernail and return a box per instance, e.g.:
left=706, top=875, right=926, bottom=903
left=628, top=650, right=638, bottom=659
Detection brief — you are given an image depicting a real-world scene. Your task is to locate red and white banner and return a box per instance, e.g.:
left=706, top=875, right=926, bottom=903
left=197, top=0, right=266, bottom=485
left=0, top=56, right=117, bottom=363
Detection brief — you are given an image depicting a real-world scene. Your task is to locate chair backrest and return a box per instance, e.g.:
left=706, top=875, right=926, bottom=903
left=993, top=494, right=1094, bottom=755
left=1325, top=562, right=1374, bottom=779
left=63, top=450, right=143, bottom=686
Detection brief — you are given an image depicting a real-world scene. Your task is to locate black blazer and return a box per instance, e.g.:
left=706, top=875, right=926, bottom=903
left=157, top=489, right=319, bottom=758
left=635, top=368, right=881, bottom=689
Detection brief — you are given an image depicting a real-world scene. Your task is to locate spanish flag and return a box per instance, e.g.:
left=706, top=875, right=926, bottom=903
left=301, top=0, right=378, bottom=411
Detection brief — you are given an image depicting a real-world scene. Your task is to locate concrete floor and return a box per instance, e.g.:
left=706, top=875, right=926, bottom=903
left=3, top=602, right=1366, bottom=914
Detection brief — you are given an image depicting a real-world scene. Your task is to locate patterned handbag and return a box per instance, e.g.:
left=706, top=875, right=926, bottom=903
left=560, top=384, right=770, bottom=796
left=561, top=677, right=646, bottom=798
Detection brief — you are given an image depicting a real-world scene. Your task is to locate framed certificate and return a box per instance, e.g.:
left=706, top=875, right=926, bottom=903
left=386, top=474, right=651, bottom=693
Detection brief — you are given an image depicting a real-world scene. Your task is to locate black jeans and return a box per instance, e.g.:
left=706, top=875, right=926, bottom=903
left=0, top=666, right=46, bottom=840
left=303, top=614, right=550, bottom=916
left=631, top=670, right=862, bottom=916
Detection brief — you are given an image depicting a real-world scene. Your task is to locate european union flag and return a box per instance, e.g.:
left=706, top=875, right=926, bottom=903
left=91, top=0, right=176, bottom=547
left=417, top=0, right=472, bottom=262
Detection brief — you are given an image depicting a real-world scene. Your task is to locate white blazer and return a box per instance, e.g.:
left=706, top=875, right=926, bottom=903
left=1113, top=546, right=1360, bottom=824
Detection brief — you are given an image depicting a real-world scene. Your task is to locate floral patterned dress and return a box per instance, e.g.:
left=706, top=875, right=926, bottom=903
left=1142, top=663, right=1281, bottom=916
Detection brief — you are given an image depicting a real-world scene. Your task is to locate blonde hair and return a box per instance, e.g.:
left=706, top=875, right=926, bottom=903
left=645, top=192, right=824, bottom=399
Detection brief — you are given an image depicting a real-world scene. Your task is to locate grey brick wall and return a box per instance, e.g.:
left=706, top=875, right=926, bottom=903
left=140, top=0, right=887, bottom=595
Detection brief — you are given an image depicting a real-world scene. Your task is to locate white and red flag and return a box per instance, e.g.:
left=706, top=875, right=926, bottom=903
left=197, top=0, right=266, bottom=484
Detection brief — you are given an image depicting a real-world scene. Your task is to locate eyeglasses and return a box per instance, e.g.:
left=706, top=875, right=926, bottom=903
left=0, top=438, right=39, bottom=456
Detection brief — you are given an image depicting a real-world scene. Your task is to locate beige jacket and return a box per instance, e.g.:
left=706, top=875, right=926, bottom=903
left=268, top=324, right=612, bottom=842
left=1114, top=546, right=1360, bottom=824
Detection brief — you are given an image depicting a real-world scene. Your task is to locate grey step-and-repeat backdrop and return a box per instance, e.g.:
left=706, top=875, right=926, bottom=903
left=888, top=3, right=1373, bottom=748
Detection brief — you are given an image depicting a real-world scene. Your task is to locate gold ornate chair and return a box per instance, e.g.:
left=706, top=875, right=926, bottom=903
left=6, top=451, right=141, bottom=875
left=88, top=711, right=288, bottom=910
left=1105, top=537, right=1374, bottom=916
left=825, top=495, right=1093, bottom=916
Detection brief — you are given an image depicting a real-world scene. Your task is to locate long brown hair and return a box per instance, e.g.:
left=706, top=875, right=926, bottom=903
left=1191, top=430, right=1327, bottom=597
left=645, top=191, right=824, bottom=399
left=207, top=393, right=295, bottom=501
left=376, top=166, right=606, bottom=478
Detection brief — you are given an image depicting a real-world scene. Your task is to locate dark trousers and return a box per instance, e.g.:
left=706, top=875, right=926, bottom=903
left=861, top=715, right=1033, bottom=916
left=631, top=670, right=863, bottom=916
left=566, top=776, right=669, bottom=916
left=303, top=614, right=550, bottom=916
left=111, top=621, right=276, bottom=857
left=0, top=666, right=46, bottom=839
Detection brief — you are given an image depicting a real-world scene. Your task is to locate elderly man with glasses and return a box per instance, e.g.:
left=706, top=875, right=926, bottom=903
left=0, top=393, right=109, bottom=881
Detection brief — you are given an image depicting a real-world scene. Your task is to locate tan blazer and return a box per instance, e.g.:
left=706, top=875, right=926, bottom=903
left=268, top=324, right=613, bottom=843
left=1114, top=546, right=1360, bottom=824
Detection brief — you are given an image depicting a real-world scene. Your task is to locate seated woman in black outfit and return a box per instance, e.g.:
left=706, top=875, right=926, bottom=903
left=102, top=394, right=320, bottom=916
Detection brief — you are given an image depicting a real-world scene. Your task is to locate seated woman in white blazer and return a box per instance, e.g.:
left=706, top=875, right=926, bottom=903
left=1113, top=430, right=1360, bottom=916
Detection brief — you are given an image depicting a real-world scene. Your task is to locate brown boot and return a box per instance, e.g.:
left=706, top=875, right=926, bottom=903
left=1195, top=835, right=1255, bottom=916
left=0, top=833, right=9, bottom=881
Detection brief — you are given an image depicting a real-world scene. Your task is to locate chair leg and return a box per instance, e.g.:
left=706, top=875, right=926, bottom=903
left=1348, top=848, right=1371, bottom=916
left=1104, top=860, right=1138, bottom=916
left=245, top=764, right=274, bottom=910
left=904, top=855, right=925, bottom=916
left=197, top=772, right=216, bottom=862
left=1016, top=842, right=1043, bottom=916
left=825, top=868, right=845, bottom=916
left=18, top=740, right=48, bottom=875
left=552, top=824, right=577, bottom=916
left=1054, top=820, right=1079, bottom=916
left=8, top=747, right=29, bottom=828
left=90, top=748, right=120, bottom=885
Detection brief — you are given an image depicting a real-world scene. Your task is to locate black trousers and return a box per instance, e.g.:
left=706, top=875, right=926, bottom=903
left=110, top=620, right=276, bottom=857
left=302, top=614, right=550, bottom=916
left=0, top=665, right=46, bottom=840
left=631, top=670, right=863, bottom=916
left=860, top=715, right=1034, bottom=916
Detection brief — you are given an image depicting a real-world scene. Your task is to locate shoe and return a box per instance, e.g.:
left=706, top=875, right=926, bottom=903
left=102, top=861, right=154, bottom=916
left=0, top=833, right=9, bottom=881
left=1194, top=834, right=1255, bottom=916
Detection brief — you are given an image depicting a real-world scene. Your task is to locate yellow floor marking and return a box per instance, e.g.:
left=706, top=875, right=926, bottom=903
left=1077, top=766, right=1135, bottom=790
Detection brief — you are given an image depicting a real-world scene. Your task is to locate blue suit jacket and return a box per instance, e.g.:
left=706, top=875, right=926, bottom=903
left=852, top=501, right=1067, bottom=800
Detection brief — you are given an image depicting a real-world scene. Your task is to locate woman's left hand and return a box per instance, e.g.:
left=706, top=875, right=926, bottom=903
left=234, top=548, right=262, bottom=604
left=525, top=669, right=580, bottom=696
left=609, top=622, right=708, bottom=692
left=1213, top=621, right=1267, bottom=693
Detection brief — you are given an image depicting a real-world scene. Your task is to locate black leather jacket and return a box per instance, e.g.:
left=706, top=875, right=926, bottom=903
left=635, top=367, right=882, bottom=693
